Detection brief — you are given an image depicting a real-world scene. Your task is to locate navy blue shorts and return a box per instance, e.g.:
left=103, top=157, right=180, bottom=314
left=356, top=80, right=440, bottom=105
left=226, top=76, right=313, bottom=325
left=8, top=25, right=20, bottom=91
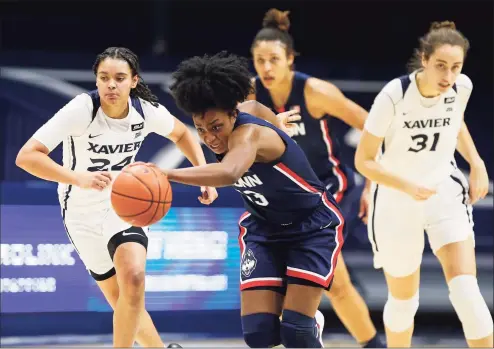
left=322, top=165, right=356, bottom=205
left=238, top=193, right=345, bottom=292
left=324, top=173, right=364, bottom=238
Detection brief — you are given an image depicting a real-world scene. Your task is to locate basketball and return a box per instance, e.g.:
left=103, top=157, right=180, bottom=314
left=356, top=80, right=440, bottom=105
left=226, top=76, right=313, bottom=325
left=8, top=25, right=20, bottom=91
left=111, top=163, right=172, bottom=227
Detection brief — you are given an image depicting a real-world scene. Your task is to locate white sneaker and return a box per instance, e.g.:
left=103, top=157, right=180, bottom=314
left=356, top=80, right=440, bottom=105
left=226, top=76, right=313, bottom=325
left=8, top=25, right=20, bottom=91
left=315, top=309, right=325, bottom=347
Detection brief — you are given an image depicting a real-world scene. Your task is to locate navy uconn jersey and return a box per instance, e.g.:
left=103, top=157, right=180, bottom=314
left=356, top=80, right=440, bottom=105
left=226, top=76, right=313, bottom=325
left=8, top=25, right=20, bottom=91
left=217, top=113, right=335, bottom=226
left=255, top=72, right=352, bottom=201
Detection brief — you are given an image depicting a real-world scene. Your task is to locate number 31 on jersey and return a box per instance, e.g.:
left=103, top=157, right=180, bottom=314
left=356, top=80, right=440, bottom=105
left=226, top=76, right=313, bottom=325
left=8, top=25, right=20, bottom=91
left=408, top=132, right=440, bottom=153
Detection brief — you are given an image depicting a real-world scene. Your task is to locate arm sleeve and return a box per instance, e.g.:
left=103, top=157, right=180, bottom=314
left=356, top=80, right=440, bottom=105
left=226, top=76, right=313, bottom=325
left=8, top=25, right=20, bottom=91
left=143, top=101, right=176, bottom=137
left=364, top=89, right=396, bottom=138
left=32, top=94, right=92, bottom=152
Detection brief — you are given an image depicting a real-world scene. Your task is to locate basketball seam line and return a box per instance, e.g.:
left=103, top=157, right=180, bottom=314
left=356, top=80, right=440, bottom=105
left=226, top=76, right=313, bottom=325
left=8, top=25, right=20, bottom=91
left=146, top=167, right=162, bottom=226
left=120, top=168, right=155, bottom=216
left=112, top=191, right=171, bottom=204
left=122, top=169, right=154, bottom=198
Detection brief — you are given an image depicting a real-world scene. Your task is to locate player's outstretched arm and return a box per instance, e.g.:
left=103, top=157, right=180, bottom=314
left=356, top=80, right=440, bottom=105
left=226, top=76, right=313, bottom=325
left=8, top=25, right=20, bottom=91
left=162, top=125, right=259, bottom=187
left=146, top=102, right=218, bottom=203
left=166, top=116, right=219, bottom=203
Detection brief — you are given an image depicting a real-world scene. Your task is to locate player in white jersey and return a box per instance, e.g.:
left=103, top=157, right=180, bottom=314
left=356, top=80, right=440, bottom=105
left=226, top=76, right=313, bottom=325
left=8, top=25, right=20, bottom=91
left=355, top=22, right=492, bottom=348
left=15, top=47, right=218, bottom=348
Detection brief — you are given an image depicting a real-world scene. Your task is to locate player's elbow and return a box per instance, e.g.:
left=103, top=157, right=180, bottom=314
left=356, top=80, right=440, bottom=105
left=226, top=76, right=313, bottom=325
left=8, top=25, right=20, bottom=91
left=222, top=168, right=241, bottom=186
left=15, top=149, right=30, bottom=169
left=16, top=139, right=49, bottom=169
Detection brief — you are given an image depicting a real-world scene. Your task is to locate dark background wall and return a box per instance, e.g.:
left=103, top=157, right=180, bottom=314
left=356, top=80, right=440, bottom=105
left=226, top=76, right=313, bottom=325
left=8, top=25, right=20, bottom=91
left=2, top=0, right=493, bottom=86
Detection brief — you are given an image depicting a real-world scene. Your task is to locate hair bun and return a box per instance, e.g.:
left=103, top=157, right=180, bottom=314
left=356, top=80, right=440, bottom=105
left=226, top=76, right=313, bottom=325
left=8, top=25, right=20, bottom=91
left=430, top=20, right=456, bottom=31
left=262, top=8, right=291, bottom=32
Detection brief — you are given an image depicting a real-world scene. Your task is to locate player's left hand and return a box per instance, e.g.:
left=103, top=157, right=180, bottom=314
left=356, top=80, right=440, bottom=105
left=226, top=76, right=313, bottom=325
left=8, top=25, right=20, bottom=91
left=199, top=186, right=218, bottom=205
left=358, top=187, right=371, bottom=225
left=276, top=109, right=301, bottom=137
left=468, top=161, right=489, bottom=205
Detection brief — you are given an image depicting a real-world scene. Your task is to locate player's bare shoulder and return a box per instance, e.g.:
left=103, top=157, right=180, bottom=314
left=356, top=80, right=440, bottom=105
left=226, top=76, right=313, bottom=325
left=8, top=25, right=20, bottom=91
left=304, top=77, right=339, bottom=115
left=305, top=77, right=338, bottom=98
left=231, top=122, right=261, bottom=143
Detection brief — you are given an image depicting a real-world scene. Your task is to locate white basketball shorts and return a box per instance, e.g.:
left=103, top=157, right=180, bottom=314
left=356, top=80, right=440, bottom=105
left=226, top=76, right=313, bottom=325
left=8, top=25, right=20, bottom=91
left=367, top=168, right=474, bottom=277
left=61, top=206, right=148, bottom=280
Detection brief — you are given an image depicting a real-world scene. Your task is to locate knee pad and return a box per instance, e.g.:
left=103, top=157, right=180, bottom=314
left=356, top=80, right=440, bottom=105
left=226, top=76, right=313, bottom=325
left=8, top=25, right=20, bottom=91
left=383, top=292, right=419, bottom=333
left=280, top=309, right=322, bottom=348
left=448, top=275, right=493, bottom=340
left=242, top=313, right=280, bottom=348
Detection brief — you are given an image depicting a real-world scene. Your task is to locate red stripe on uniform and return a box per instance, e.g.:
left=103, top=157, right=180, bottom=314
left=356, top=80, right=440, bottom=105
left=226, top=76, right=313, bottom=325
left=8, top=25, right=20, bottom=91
left=238, top=212, right=250, bottom=257
left=285, top=268, right=329, bottom=287
left=286, top=192, right=345, bottom=288
left=334, top=191, right=344, bottom=203
left=321, top=192, right=345, bottom=285
left=320, top=119, right=348, bottom=197
left=240, top=279, right=284, bottom=290
left=274, top=163, right=320, bottom=194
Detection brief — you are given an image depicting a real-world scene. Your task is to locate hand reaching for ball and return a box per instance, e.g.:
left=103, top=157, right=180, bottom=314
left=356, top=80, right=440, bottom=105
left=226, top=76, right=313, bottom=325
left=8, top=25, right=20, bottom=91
left=112, top=162, right=172, bottom=227
left=126, top=162, right=219, bottom=205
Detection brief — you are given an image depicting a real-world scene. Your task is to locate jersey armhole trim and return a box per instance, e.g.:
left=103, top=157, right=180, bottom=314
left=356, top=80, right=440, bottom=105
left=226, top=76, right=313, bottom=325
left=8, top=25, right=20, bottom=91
left=86, top=90, right=101, bottom=121
left=131, top=96, right=145, bottom=119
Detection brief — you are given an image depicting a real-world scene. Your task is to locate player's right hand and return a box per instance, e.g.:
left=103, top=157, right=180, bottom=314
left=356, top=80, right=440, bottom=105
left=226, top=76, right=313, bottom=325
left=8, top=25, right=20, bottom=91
left=75, top=171, right=112, bottom=191
left=404, top=183, right=437, bottom=201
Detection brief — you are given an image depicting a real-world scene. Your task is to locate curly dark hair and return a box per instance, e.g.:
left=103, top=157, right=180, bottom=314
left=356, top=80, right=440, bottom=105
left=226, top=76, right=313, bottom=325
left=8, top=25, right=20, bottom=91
left=170, top=51, right=254, bottom=116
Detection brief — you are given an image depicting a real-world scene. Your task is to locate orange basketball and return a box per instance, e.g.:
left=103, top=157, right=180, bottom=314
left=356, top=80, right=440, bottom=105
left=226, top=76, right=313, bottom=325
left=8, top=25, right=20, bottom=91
left=111, top=164, right=172, bottom=227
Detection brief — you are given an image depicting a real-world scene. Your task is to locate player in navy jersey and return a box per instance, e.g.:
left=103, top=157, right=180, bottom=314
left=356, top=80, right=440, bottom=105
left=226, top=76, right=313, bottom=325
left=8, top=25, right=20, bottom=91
left=135, top=51, right=344, bottom=348
left=248, top=8, right=385, bottom=348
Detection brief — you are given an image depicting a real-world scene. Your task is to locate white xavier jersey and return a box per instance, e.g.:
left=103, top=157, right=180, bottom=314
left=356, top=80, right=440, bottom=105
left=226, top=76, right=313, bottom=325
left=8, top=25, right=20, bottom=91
left=33, top=92, right=175, bottom=212
left=365, top=71, right=473, bottom=187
